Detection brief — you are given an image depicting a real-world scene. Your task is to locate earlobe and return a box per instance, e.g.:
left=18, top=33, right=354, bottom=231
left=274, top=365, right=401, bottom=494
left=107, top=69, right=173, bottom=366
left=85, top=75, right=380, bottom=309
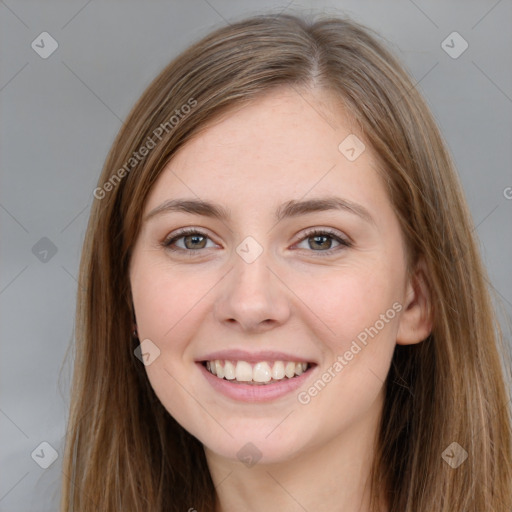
left=396, top=258, right=433, bottom=345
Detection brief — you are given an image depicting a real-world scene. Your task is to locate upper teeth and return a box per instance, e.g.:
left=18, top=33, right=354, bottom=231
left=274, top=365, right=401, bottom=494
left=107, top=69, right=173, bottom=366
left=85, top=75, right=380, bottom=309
left=206, top=360, right=309, bottom=383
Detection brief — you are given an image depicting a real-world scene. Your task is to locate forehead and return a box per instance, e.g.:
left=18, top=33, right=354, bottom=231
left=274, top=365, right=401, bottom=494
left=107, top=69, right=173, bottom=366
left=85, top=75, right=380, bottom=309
left=172, top=87, right=359, bottom=166
left=144, top=87, right=386, bottom=216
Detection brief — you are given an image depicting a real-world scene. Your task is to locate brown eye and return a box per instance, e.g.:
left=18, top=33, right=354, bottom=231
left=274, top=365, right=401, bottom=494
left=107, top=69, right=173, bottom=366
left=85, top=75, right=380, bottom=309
left=162, top=229, right=215, bottom=253
left=294, top=229, right=351, bottom=255
left=308, top=234, right=336, bottom=250
left=181, top=233, right=208, bottom=250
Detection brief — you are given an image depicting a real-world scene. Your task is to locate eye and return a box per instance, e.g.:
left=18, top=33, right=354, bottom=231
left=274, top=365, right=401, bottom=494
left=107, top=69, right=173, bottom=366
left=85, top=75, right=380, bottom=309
left=293, top=228, right=352, bottom=255
left=161, top=227, right=352, bottom=257
left=161, top=228, right=217, bottom=254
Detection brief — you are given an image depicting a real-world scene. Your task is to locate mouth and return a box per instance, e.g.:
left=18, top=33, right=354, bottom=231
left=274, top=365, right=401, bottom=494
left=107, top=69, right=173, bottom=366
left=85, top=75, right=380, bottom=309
left=196, top=350, right=317, bottom=402
left=202, top=359, right=314, bottom=385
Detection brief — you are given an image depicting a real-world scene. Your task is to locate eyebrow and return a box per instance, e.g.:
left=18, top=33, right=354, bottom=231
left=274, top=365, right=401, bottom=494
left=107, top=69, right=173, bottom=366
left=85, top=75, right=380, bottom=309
left=144, top=196, right=375, bottom=225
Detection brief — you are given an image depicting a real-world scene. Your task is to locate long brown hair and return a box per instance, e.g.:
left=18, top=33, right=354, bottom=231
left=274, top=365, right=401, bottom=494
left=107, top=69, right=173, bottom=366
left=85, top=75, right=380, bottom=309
left=60, top=12, right=512, bottom=511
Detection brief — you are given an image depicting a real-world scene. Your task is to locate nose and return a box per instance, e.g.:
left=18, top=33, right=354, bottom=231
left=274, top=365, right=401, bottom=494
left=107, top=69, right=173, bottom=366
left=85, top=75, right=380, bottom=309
left=213, top=246, right=291, bottom=333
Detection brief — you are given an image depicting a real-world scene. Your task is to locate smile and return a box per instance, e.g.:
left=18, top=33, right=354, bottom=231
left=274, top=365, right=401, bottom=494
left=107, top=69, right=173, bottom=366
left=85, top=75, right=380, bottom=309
left=204, top=360, right=309, bottom=385
left=197, top=350, right=317, bottom=401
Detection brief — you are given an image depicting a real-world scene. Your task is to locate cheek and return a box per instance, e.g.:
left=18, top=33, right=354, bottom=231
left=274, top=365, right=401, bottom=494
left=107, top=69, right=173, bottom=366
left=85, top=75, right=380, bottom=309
left=130, top=264, right=210, bottom=421
left=296, top=269, right=401, bottom=425
left=299, top=261, right=402, bottom=352
left=131, top=262, right=210, bottom=345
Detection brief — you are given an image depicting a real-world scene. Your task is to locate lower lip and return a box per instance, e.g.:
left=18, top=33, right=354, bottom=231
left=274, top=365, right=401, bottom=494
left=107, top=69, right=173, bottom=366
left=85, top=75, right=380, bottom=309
left=197, top=363, right=315, bottom=402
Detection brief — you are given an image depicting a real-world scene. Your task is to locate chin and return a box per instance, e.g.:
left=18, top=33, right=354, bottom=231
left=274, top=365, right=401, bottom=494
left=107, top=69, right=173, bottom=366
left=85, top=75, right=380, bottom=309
left=199, top=421, right=314, bottom=466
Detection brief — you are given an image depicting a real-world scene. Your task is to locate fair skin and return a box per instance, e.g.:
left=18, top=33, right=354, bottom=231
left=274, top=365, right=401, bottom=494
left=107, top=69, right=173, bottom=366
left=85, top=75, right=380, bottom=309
left=129, top=87, right=431, bottom=512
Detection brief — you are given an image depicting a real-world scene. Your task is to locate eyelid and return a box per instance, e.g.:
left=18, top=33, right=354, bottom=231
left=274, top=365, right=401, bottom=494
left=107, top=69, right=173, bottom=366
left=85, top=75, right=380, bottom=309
left=295, top=226, right=352, bottom=246
left=292, top=227, right=352, bottom=255
left=161, top=227, right=218, bottom=251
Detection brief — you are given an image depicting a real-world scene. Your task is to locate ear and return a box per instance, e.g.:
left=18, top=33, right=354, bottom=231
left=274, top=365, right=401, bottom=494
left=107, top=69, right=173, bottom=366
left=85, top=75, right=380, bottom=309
left=396, top=257, right=433, bottom=345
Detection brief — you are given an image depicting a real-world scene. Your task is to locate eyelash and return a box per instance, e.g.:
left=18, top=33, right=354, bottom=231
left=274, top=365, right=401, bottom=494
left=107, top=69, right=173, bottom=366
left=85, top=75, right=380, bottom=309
left=161, top=227, right=352, bottom=257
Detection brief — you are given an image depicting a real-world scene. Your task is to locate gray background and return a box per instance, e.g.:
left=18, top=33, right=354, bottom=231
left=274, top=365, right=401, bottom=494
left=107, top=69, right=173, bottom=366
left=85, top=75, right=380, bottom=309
left=1, top=0, right=511, bottom=510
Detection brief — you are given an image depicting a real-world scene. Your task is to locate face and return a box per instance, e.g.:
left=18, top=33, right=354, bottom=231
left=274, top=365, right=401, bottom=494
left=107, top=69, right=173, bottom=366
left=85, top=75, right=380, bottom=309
left=129, top=87, right=413, bottom=465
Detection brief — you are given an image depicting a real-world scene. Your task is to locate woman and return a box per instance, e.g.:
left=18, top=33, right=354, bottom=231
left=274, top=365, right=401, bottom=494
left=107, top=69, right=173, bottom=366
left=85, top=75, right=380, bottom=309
left=60, top=12, right=512, bottom=511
